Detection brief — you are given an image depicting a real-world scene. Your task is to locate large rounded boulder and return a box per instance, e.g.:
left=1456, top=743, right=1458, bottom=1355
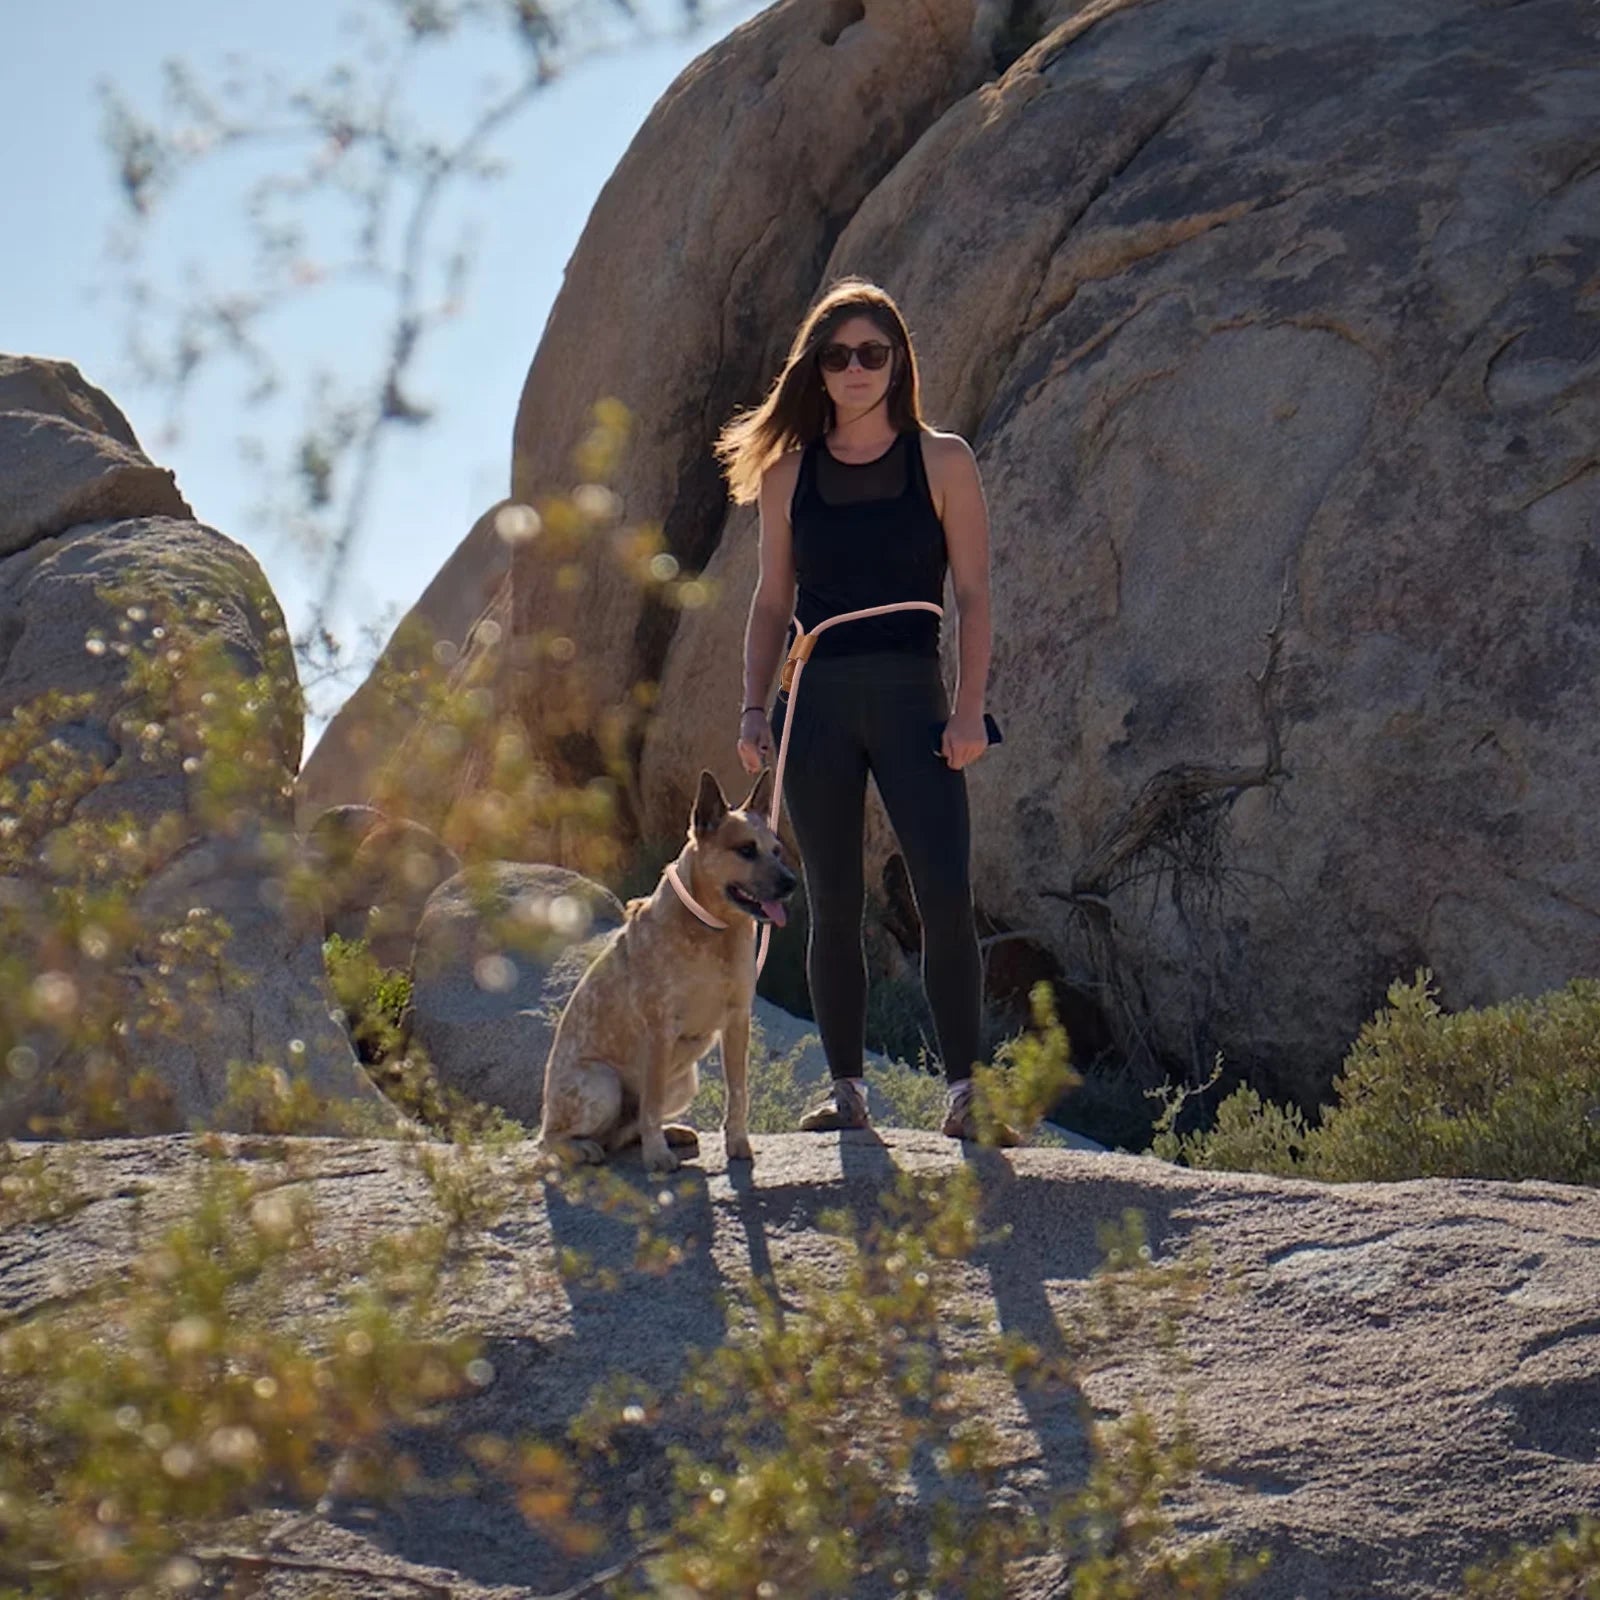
left=649, top=0, right=1600, bottom=1103
left=0, top=356, right=393, bottom=1135
left=310, top=0, right=1600, bottom=1105
left=405, top=863, right=626, bottom=1128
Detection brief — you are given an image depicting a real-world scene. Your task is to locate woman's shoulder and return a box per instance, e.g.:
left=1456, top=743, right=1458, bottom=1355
left=916, top=425, right=975, bottom=461
left=916, top=427, right=977, bottom=495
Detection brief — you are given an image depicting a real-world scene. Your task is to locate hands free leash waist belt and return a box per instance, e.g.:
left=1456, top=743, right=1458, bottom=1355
left=758, top=600, right=944, bottom=979
left=664, top=599, right=945, bottom=975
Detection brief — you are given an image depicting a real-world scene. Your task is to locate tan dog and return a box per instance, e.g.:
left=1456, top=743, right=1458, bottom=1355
left=537, top=767, right=797, bottom=1173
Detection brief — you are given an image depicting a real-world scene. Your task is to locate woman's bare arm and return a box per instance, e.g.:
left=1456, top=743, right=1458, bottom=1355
left=742, top=453, right=799, bottom=712
left=936, top=434, right=992, bottom=719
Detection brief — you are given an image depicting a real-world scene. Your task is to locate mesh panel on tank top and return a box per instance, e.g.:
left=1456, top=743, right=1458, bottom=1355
left=786, top=429, right=947, bottom=662
left=813, top=433, right=908, bottom=504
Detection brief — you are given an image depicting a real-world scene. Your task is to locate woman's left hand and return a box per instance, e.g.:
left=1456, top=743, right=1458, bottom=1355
left=940, top=709, right=988, bottom=770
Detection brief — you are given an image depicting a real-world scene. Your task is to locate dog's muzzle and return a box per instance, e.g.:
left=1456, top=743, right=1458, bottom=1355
left=727, top=871, right=797, bottom=927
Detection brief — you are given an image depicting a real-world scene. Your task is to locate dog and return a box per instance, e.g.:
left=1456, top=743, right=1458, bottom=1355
left=537, top=766, right=798, bottom=1173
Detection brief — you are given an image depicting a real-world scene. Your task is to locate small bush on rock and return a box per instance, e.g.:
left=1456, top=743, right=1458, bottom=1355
left=323, top=932, right=412, bottom=1064
left=1151, top=971, right=1600, bottom=1186
left=1462, top=1514, right=1600, bottom=1598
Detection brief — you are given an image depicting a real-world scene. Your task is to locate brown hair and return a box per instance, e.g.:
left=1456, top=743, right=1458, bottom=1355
left=712, top=275, right=929, bottom=506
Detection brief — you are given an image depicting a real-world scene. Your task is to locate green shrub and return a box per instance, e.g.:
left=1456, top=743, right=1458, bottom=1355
left=1151, top=972, right=1600, bottom=1186
left=323, top=932, right=411, bottom=1064
left=1149, top=1068, right=1310, bottom=1180
left=690, top=980, right=1081, bottom=1147
left=969, top=980, right=1081, bottom=1144
left=321, top=933, right=525, bottom=1141
left=1462, top=1514, right=1600, bottom=1598
left=0, top=1150, right=485, bottom=1597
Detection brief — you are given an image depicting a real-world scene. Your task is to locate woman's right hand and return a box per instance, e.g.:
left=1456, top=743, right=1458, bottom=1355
left=737, top=707, right=775, bottom=775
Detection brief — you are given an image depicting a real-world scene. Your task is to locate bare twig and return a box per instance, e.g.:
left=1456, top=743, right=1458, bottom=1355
left=1061, top=579, right=1290, bottom=907
left=1067, top=619, right=1287, bottom=900
left=100, top=0, right=760, bottom=684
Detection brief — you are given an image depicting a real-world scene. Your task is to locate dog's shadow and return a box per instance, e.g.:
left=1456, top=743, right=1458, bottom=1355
left=329, top=1151, right=729, bottom=1593
left=541, top=1149, right=724, bottom=1348
left=723, top=1148, right=782, bottom=1303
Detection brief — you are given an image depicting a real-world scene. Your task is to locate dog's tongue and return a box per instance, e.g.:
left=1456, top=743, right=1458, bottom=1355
left=761, top=899, right=788, bottom=928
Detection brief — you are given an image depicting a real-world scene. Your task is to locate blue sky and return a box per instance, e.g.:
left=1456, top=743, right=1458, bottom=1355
left=2, top=0, right=765, bottom=756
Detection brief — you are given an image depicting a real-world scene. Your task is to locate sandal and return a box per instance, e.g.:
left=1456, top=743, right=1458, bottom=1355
left=799, top=1077, right=871, bottom=1132
left=942, top=1081, right=1023, bottom=1147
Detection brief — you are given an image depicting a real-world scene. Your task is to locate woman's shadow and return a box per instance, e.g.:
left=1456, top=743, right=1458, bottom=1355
left=959, top=1145, right=1194, bottom=1507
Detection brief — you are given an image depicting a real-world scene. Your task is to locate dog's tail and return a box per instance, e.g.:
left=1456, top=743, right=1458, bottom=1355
left=536, top=1027, right=573, bottom=1142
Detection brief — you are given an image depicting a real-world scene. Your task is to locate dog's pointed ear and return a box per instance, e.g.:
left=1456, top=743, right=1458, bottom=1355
left=691, top=769, right=729, bottom=837
left=740, top=765, right=774, bottom=817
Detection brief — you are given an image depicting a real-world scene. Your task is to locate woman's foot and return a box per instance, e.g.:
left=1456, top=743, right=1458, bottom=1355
left=799, top=1076, right=871, bottom=1131
left=941, top=1079, right=1022, bottom=1147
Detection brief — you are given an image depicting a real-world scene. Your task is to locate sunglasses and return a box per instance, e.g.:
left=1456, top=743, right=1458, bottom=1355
left=817, top=339, right=893, bottom=373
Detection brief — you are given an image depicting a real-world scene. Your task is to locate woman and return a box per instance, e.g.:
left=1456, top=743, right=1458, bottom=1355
left=713, top=275, right=1016, bottom=1144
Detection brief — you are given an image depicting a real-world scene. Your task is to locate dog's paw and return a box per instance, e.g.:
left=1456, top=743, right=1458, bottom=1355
left=544, top=1137, right=606, bottom=1166
left=643, top=1141, right=681, bottom=1175
left=662, top=1123, right=701, bottom=1153
left=725, top=1130, right=754, bottom=1163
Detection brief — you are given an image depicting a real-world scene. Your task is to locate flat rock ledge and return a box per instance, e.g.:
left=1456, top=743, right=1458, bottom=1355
left=3, top=1131, right=1596, bottom=1599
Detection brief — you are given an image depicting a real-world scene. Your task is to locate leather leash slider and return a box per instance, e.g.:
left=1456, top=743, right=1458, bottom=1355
left=779, top=631, right=817, bottom=696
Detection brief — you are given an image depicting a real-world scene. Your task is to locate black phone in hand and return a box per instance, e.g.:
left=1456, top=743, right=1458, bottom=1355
left=930, top=712, right=1003, bottom=753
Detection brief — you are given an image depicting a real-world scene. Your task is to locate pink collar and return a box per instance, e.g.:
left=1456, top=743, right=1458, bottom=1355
left=664, top=861, right=728, bottom=929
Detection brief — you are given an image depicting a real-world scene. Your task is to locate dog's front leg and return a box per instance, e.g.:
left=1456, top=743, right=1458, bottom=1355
left=639, top=1041, right=680, bottom=1175
left=721, top=1010, right=753, bottom=1163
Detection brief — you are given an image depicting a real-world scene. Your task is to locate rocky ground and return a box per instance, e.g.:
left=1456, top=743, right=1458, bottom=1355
left=4, top=1129, right=1596, bottom=1597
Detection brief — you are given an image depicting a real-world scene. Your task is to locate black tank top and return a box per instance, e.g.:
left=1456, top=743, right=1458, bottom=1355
left=786, top=428, right=948, bottom=660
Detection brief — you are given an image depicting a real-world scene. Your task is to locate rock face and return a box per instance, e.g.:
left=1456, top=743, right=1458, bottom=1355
left=650, top=0, right=1600, bottom=1103
left=502, top=0, right=1000, bottom=782
left=294, top=499, right=516, bottom=828
left=312, top=0, right=1600, bottom=1105
left=405, top=863, right=628, bottom=1128
left=5, top=1131, right=1596, bottom=1598
left=0, top=356, right=390, bottom=1135
left=305, top=806, right=462, bottom=972
left=953, top=0, right=1600, bottom=1102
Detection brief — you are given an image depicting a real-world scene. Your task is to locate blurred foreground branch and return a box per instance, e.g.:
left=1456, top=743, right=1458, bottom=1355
left=97, top=0, right=755, bottom=701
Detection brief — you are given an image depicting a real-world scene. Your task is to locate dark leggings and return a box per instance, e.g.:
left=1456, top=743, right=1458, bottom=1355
left=769, top=650, right=982, bottom=1085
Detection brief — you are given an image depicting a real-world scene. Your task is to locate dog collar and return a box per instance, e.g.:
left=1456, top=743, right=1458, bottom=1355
left=664, top=861, right=729, bottom=929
